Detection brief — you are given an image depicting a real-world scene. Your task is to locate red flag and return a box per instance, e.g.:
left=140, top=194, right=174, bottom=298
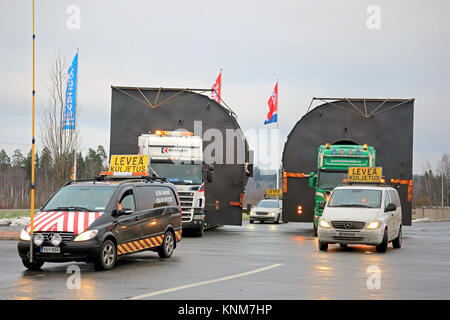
left=264, top=82, right=278, bottom=124
left=211, top=72, right=221, bottom=103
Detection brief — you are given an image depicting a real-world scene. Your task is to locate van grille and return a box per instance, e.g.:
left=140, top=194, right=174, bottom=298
left=35, top=232, right=75, bottom=243
left=331, top=221, right=366, bottom=230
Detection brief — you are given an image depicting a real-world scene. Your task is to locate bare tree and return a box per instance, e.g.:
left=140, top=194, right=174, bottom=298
left=40, top=51, right=80, bottom=187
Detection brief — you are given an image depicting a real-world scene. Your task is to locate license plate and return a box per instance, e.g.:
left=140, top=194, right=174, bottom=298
left=338, top=232, right=357, bottom=237
left=40, top=246, right=60, bottom=253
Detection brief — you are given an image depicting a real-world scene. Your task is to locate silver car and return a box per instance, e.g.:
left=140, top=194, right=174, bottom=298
left=249, top=199, right=283, bottom=224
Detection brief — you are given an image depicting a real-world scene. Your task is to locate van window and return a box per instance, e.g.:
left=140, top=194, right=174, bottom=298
left=384, top=191, right=391, bottom=208
left=154, top=187, right=177, bottom=208
left=135, top=186, right=156, bottom=210
left=119, top=189, right=136, bottom=212
left=388, top=190, right=400, bottom=207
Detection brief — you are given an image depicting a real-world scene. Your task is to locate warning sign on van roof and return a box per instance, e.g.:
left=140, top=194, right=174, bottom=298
left=347, top=167, right=383, bottom=183
left=109, top=155, right=149, bottom=173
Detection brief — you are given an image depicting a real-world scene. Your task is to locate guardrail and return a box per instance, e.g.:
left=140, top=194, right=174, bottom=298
left=413, top=207, right=450, bottom=221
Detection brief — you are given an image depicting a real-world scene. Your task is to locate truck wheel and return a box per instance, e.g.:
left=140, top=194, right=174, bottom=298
left=339, top=243, right=348, bottom=248
left=158, top=231, right=174, bottom=258
left=376, top=228, right=388, bottom=253
left=94, top=239, right=117, bottom=270
left=22, top=258, right=44, bottom=271
left=318, top=241, right=328, bottom=251
left=194, top=228, right=203, bottom=237
left=392, top=225, right=402, bottom=249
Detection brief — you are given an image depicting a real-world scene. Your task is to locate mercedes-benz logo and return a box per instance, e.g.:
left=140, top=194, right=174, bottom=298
left=47, top=232, right=54, bottom=240
left=344, top=222, right=352, bottom=229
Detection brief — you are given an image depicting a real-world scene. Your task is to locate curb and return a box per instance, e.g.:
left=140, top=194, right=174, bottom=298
left=0, top=230, right=20, bottom=240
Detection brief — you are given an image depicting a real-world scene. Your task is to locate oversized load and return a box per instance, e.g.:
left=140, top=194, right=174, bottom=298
left=282, top=97, right=414, bottom=226
left=110, top=86, right=253, bottom=227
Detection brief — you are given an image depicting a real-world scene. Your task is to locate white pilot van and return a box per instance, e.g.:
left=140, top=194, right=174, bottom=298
left=317, top=185, right=402, bottom=253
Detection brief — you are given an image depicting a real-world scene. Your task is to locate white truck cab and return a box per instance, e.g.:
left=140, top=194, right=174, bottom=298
left=317, top=185, right=402, bottom=252
left=138, top=130, right=209, bottom=236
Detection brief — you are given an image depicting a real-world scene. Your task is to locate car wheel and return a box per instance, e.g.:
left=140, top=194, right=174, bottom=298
left=22, top=258, right=44, bottom=271
left=94, top=239, right=117, bottom=271
left=392, top=225, right=402, bottom=249
left=260, top=220, right=264, bottom=224
left=376, top=228, right=388, bottom=253
left=249, top=220, right=254, bottom=224
left=158, top=231, right=175, bottom=258
left=274, top=215, right=280, bottom=224
left=318, top=241, right=328, bottom=251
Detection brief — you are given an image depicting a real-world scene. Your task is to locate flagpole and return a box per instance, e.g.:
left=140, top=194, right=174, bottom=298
left=276, top=79, right=279, bottom=191
left=73, top=48, right=79, bottom=180
left=29, top=0, right=36, bottom=262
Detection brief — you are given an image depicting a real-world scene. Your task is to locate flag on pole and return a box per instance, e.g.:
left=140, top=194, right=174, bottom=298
left=63, top=52, right=78, bottom=130
left=211, top=72, right=221, bottom=103
left=264, top=82, right=278, bottom=125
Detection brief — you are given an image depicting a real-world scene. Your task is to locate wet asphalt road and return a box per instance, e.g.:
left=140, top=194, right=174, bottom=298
left=0, top=221, right=449, bottom=300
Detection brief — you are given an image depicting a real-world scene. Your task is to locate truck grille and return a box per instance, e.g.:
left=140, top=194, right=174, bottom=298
left=178, top=192, right=194, bottom=222
left=35, top=232, right=75, bottom=243
left=331, top=221, right=366, bottom=230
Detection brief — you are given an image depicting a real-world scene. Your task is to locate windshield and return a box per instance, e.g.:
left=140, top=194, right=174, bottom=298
left=328, top=189, right=382, bottom=208
left=42, top=186, right=116, bottom=212
left=151, top=163, right=202, bottom=185
left=318, top=170, right=348, bottom=189
left=256, top=200, right=279, bottom=208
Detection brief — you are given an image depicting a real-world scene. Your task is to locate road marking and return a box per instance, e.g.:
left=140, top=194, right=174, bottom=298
left=124, top=263, right=283, bottom=300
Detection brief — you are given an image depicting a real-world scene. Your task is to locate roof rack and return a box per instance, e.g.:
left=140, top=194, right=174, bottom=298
left=63, top=174, right=168, bottom=186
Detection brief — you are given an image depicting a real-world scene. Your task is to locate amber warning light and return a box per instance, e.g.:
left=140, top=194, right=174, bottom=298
left=297, top=205, right=303, bottom=214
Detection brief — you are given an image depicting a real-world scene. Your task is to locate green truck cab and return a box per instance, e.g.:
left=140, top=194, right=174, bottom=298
left=309, top=144, right=376, bottom=236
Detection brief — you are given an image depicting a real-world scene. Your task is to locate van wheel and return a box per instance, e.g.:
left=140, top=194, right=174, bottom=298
left=376, top=228, right=388, bottom=253
left=94, top=239, right=117, bottom=270
left=392, top=225, right=402, bottom=248
left=22, top=258, right=44, bottom=271
left=274, top=215, right=280, bottom=224
left=318, top=241, right=328, bottom=251
left=158, top=231, right=174, bottom=258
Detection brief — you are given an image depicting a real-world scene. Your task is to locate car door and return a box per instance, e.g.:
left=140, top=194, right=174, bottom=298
left=114, top=188, right=141, bottom=245
left=389, top=189, right=401, bottom=235
left=153, top=186, right=180, bottom=232
left=383, top=190, right=395, bottom=240
left=134, top=185, right=165, bottom=240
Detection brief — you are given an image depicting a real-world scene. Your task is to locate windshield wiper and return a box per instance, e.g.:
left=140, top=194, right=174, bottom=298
left=332, top=204, right=371, bottom=208
left=50, top=206, right=94, bottom=212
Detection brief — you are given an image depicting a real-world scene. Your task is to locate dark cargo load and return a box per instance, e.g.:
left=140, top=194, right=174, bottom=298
left=110, top=86, right=252, bottom=226
left=282, top=98, right=414, bottom=226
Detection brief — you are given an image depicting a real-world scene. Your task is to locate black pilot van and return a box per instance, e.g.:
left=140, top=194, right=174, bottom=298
left=18, top=175, right=182, bottom=270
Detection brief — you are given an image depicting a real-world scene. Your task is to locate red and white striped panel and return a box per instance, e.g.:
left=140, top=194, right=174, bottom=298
left=26, top=211, right=103, bottom=234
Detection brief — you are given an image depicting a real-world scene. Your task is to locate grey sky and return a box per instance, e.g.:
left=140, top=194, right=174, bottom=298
left=0, top=0, right=449, bottom=173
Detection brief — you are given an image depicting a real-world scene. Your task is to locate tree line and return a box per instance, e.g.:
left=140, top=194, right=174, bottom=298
left=0, top=147, right=107, bottom=209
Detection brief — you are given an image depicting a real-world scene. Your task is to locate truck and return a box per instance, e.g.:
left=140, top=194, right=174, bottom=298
left=308, top=143, right=376, bottom=236
left=138, top=130, right=211, bottom=236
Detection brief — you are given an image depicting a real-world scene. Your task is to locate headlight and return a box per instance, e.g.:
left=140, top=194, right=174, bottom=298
left=319, top=219, right=331, bottom=228
left=250, top=211, right=255, bottom=216
left=270, top=212, right=276, bottom=216
left=74, top=230, right=98, bottom=242
left=20, top=229, right=31, bottom=241
left=33, top=233, right=44, bottom=246
left=366, top=220, right=382, bottom=230
left=50, top=233, right=62, bottom=246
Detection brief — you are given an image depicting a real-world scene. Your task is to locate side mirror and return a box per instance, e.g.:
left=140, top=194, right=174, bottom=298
left=318, top=201, right=325, bottom=210
left=245, top=163, right=254, bottom=177
left=385, top=203, right=396, bottom=212
left=308, top=172, right=316, bottom=188
left=112, top=208, right=133, bottom=216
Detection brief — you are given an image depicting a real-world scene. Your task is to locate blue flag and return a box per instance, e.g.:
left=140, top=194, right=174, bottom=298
left=63, top=53, right=78, bottom=130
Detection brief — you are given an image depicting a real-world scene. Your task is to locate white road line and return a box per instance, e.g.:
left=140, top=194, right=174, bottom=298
left=124, top=263, right=283, bottom=300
